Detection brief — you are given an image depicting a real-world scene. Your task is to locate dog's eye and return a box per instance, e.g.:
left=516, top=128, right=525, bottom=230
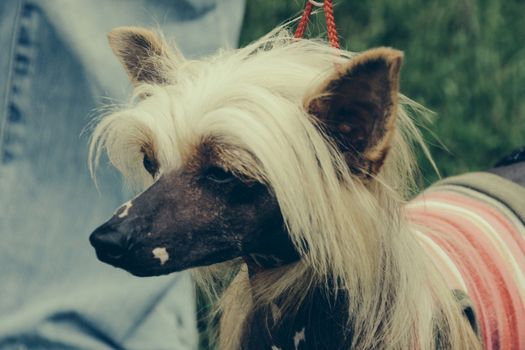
left=205, top=166, right=236, bottom=184
left=143, top=153, right=159, bottom=177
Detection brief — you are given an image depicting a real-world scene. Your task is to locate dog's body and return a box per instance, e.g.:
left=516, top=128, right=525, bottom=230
left=88, top=27, right=524, bottom=349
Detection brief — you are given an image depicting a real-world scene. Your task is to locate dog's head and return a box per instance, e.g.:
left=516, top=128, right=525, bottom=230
left=89, top=27, right=403, bottom=277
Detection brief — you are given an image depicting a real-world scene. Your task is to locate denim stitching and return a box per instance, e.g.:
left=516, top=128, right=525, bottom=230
left=2, top=2, right=39, bottom=164
left=0, top=1, right=23, bottom=163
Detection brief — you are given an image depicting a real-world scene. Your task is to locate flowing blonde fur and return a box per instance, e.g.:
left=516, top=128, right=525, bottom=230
left=89, top=28, right=481, bottom=349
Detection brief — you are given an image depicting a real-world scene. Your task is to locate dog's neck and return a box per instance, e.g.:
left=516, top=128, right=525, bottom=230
left=240, top=264, right=353, bottom=350
left=242, top=232, right=301, bottom=276
left=240, top=247, right=354, bottom=350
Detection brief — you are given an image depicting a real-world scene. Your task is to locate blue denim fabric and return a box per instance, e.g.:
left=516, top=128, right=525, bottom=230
left=0, top=1, right=245, bottom=349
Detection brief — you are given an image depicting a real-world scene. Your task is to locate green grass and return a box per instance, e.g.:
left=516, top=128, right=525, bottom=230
left=240, top=0, right=525, bottom=183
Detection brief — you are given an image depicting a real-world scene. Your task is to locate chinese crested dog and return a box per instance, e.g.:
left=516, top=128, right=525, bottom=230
left=89, top=27, right=525, bottom=349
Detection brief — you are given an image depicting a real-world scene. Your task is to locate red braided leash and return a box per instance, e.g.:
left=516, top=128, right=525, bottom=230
left=294, top=1, right=313, bottom=40
left=294, top=0, right=340, bottom=49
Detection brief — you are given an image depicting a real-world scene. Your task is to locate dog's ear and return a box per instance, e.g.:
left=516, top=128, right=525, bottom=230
left=306, top=48, right=403, bottom=178
left=108, top=27, right=182, bottom=86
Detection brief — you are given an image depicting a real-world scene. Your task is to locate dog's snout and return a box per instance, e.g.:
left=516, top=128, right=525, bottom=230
left=90, top=224, right=131, bottom=261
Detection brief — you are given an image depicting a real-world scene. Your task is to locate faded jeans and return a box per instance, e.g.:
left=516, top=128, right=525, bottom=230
left=0, top=1, right=244, bottom=349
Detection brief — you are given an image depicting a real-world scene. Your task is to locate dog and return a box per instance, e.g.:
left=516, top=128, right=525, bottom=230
left=88, top=27, right=524, bottom=349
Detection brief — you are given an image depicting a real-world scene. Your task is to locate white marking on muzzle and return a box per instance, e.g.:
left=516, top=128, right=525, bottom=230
left=117, top=200, right=133, bottom=218
left=152, top=247, right=169, bottom=265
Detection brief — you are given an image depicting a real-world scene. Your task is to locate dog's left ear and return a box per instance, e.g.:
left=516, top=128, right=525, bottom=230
left=108, top=27, right=183, bottom=86
left=306, top=48, right=403, bottom=178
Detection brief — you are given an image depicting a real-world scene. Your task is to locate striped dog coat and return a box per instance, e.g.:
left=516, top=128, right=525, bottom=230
left=406, top=172, right=525, bottom=349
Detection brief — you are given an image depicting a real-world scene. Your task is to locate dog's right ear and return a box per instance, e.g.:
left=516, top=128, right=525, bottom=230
left=305, top=48, right=403, bottom=178
left=108, top=27, right=183, bottom=86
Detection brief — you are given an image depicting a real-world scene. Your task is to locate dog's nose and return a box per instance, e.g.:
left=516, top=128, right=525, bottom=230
left=89, top=225, right=131, bottom=261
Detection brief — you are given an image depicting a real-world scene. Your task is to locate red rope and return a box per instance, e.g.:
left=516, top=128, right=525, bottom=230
left=294, top=0, right=340, bottom=49
left=323, top=0, right=340, bottom=48
left=294, top=1, right=313, bottom=40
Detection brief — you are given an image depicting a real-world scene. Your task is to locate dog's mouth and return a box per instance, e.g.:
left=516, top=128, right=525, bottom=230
left=92, top=246, right=129, bottom=269
left=92, top=246, right=176, bottom=277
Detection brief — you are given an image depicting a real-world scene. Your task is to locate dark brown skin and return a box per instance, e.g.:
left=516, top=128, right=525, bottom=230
left=90, top=142, right=299, bottom=277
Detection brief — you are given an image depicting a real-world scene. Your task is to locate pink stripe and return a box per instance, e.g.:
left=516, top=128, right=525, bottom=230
left=424, top=191, right=525, bottom=259
left=415, top=231, right=465, bottom=290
